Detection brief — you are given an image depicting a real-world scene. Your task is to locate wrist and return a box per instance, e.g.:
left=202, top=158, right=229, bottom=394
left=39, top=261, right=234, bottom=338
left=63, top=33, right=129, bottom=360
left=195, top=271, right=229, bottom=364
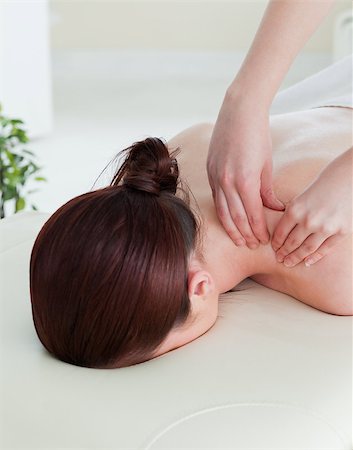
left=226, top=80, right=272, bottom=112
left=224, top=84, right=271, bottom=118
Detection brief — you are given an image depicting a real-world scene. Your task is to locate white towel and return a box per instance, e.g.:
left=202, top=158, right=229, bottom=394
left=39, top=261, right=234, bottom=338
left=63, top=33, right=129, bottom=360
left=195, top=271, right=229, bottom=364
left=270, top=54, right=352, bottom=114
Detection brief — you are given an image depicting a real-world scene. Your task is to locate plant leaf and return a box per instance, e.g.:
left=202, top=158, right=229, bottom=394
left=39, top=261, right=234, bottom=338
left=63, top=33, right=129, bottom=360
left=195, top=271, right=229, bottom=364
left=20, top=164, right=30, bottom=176
left=0, top=118, right=11, bottom=128
left=10, top=119, right=24, bottom=125
left=4, top=149, right=15, bottom=164
left=29, top=163, right=40, bottom=171
left=3, top=185, right=17, bottom=201
left=15, top=196, right=25, bottom=212
left=5, top=172, right=21, bottom=187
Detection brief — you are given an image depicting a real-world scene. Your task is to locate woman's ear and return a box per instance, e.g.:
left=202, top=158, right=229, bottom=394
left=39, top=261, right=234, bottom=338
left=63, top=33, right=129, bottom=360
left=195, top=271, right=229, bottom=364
left=187, top=268, right=215, bottom=302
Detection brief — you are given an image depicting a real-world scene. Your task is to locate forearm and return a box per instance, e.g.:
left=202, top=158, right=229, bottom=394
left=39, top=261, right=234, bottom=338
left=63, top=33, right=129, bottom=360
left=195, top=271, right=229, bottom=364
left=228, top=0, right=337, bottom=109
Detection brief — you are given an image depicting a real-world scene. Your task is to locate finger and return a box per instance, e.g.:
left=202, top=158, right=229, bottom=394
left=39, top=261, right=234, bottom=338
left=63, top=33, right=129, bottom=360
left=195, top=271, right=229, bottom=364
left=213, top=187, right=247, bottom=246
left=276, top=223, right=312, bottom=262
left=281, top=232, right=329, bottom=267
left=303, top=233, right=345, bottom=267
left=222, top=187, right=261, bottom=248
left=271, top=209, right=298, bottom=252
left=260, top=161, right=286, bottom=211
left=237, top=182, right=270, bottom=244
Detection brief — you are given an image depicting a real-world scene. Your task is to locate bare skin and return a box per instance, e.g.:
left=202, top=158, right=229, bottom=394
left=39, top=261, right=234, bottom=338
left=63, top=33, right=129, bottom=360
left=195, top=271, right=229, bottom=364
left=153, top=106, right=352, bottom=359
left=207, top=0, right=336, bottom=248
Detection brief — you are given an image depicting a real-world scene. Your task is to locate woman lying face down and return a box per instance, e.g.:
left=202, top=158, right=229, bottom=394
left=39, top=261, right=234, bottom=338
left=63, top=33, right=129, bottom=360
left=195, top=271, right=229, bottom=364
left=30, top=138, right=220, bottom=369
left=30, top=108, right=353, bottom=369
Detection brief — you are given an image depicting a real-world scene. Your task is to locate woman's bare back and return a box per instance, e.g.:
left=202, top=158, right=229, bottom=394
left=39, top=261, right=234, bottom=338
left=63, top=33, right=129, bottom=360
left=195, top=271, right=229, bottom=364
left=168, top=106, right=352, bottom=315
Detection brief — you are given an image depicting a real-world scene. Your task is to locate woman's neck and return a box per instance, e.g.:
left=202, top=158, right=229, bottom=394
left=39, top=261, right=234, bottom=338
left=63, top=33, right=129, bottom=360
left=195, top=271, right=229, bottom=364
left=200, top=206, right=282, bottom=294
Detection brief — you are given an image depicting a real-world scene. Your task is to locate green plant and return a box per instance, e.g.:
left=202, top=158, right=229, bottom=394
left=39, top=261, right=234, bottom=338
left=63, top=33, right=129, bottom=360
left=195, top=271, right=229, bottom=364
left=0, top=103, right=47, bottom=219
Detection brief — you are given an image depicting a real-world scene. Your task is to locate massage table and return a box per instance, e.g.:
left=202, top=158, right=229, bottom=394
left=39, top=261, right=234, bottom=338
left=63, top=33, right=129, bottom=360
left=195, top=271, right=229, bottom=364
left=1, top=211, right=352, bottom=449
left=1, top=55, right=352, bottom=449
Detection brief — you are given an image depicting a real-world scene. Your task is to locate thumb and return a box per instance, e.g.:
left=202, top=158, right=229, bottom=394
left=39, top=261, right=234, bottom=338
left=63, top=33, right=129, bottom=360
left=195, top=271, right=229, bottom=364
left=260, top=162, right=285, bottom=211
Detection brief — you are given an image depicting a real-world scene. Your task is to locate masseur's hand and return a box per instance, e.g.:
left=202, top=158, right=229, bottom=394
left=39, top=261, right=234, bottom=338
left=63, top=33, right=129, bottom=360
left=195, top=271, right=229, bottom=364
left=272, top=147, right=353, bottom=267
left=206, top=0, right=336, bottom=248
left=207, top=90, right=285, bottom=248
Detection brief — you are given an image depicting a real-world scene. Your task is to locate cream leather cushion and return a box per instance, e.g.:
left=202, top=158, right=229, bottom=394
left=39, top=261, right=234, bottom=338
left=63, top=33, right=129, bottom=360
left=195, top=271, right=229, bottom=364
left=0, top=211, right=352, bottom=449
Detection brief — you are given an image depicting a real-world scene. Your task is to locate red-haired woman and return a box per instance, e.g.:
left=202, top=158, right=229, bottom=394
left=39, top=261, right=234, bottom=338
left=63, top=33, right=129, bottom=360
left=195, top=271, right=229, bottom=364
left=30, top=102, right=352, bottom=369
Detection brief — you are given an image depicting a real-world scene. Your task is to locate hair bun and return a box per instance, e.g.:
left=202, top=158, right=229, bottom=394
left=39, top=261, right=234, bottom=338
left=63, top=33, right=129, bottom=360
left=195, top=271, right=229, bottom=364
left=112, top=137, right=180, bottom=196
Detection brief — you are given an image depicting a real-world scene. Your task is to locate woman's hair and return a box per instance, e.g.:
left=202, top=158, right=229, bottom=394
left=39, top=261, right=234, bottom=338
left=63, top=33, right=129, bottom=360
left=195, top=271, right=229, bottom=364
left=30, top=137, right=202, bottom=369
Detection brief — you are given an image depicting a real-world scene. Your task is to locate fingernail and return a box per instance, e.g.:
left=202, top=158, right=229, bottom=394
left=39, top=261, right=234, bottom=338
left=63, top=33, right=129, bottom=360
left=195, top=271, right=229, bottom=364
left=261, top=235, right=270, bottom=245
left=305, top=258, right=314, bottom=267
left=235, top=238, right=246, bottom=247
left=276, top=254, right=284, bottom=263
left=283, top=259, right=294, bottom=267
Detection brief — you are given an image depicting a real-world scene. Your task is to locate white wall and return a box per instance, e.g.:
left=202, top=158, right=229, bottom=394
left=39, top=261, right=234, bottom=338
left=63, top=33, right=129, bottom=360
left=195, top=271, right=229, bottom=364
left=50, top=0, right=351, bottom=53
left=0, top=0, right=53, bottom=138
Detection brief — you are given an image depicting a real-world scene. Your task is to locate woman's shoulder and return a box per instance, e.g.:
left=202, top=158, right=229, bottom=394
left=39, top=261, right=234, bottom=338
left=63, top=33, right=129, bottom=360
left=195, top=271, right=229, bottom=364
left=167, top=122, right=214, bottom=152
left=287, top=234, right=353, bottom=316
left=167, top=123, right=214, bottom=197
left=252, top=254, right=353, bottom=316
left=253, top=232, right=353, bottom=316
left=254, top=207, right=353, bottom=316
